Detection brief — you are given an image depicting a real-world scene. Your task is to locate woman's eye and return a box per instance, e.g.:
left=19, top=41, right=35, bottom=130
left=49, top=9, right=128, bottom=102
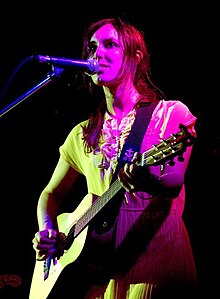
left=105, top=41, right=117, bottom=49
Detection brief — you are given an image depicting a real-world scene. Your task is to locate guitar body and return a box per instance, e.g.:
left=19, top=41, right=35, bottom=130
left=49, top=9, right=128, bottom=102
left=29, top=193, right=93, bottom=299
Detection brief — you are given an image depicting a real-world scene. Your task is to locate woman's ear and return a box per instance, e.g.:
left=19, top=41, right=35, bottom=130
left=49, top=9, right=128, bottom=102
left=136, top=50, right=143, bottom=63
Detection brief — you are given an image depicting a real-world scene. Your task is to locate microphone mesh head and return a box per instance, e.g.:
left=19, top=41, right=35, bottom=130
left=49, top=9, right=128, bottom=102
left=86, top=59, right=99, bottom=75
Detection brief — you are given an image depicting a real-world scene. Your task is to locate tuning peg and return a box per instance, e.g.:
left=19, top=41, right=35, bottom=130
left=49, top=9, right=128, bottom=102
left=168, top=160, right=175, bottom=166
left=178, top=155, right=184, bottom=162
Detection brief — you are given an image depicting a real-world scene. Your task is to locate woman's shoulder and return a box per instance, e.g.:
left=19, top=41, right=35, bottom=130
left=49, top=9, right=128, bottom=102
left=158, top=99, right=195, bottom=117
left=158, top=98, right=189, bottom=110
left=157, top=99, right=197, bottom=128
left=61, top=119, right=89, bottom=144
left=69, top=119, right=89, bottom=134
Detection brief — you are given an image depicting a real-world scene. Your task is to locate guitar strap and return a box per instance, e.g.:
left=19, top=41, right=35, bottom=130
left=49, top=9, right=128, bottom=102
left=111, top=100, right=159, bottom=184
left=85, top=100, right=159, bottom=245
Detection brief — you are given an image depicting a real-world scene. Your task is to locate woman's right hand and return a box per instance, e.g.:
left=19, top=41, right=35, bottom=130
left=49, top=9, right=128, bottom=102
left=32, top=229, right=64, bottom=261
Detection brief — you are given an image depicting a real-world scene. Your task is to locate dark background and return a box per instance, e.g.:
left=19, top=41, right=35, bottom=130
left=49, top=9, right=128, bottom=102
left=0, top=2, right=218, bottom=298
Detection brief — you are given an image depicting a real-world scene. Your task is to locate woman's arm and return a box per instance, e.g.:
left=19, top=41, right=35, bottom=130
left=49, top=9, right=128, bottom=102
left=118, top=143, right=193, bottom=199
left=33, top=156, right=80, bottom=261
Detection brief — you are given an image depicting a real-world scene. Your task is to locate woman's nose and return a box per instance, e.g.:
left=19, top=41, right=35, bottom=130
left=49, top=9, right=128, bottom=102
left=94, top=44, right=104, bottom=58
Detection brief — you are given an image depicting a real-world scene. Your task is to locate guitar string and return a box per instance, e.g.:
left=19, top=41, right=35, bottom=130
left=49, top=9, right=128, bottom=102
left=63, top=178, right=122, bottom=246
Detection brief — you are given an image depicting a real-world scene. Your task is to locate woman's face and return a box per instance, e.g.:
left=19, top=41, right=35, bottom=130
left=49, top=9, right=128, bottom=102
left=88, top=23, right=124, bottom=86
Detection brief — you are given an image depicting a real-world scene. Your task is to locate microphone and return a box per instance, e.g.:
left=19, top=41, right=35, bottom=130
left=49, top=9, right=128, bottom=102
left=34, top=55, right=99, bottom=75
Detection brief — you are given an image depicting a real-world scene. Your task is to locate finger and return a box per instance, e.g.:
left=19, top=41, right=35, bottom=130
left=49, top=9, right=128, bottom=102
left=32, top=231, right=56, bottom=252
left=131, top=152, right=139, bottom=163
left=118, top=172, right=135, bottom=192
left=34, top=230, right=49, bottom=242
left=47, top=229, right=57, bottom=239
left=40, top=229, right=57, bottom=242
left=129, top=163, right=138, bottom=175
left=123, top=163, right=134, bottom=178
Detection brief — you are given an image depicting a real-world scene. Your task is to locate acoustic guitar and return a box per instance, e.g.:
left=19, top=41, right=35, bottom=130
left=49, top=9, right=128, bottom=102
left=29, top=124, right=195, bottom=299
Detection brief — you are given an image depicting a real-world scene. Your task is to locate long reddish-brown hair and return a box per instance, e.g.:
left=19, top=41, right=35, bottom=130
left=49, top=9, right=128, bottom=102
left=80, top=17, right=165, bottom=153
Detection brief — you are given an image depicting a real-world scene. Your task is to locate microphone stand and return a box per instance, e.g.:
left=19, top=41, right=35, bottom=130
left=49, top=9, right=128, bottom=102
left=0, top=66, right=64, bottom=118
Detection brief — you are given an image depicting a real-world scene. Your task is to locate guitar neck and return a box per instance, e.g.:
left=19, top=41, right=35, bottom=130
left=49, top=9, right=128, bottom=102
left=74, top=179, right=123, bottom=238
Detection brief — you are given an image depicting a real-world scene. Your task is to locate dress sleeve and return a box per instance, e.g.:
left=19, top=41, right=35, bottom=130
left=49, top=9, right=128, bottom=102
left=59, top=121, right=88, bottom=174
left=169, top=100, right=197, bottom=137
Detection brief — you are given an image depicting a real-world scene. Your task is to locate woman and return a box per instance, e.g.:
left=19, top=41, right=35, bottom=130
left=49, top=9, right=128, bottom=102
left=31, top=17, right=198, bottom=299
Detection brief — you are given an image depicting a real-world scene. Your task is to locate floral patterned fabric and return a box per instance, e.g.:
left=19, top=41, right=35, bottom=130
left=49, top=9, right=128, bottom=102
left=97, top=109, right=136, bottom=178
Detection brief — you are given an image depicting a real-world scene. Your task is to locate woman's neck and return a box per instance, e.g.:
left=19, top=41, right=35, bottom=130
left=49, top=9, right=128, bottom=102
left=103, top=84, right=140, bottom=120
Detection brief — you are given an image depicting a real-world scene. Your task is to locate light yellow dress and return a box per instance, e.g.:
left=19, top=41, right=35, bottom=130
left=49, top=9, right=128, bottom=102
left=59, top=99, right=198, bottom=299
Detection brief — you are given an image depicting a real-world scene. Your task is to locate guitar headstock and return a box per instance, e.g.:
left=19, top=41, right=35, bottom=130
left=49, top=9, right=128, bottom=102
left=139, top=124, right=196, bottom=167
